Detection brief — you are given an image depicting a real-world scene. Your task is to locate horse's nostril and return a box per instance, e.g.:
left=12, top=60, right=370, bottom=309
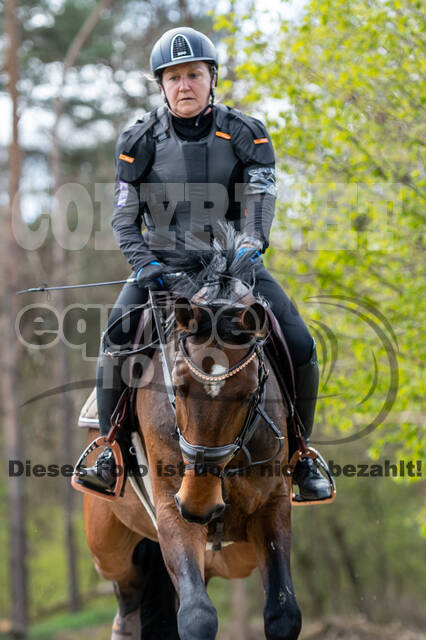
left=175, top=494, right=225, bottom=525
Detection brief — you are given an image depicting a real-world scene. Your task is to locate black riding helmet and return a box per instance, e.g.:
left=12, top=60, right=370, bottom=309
left=150, top=27, right=218, bottom=77
left=150, top=27, right=218, bottom=123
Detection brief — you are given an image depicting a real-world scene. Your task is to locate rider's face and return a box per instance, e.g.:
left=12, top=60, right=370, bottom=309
left=161, top=61, right=214, bottom=118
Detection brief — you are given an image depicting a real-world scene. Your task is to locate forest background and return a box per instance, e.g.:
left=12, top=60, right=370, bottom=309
left=0, top=0, right=424, bottom=638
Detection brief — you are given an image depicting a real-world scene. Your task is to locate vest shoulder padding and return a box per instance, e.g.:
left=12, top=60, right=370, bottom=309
left=115, top=110, right=157, bottom=182
left=215, top=104, right=275, bottom=166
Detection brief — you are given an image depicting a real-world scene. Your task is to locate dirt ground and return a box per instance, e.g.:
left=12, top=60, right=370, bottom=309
left=299, top=616, right=424, bottom=640
left=54, top=616, right=425, bottom=640
left=236, top=617, right=425, bottom=640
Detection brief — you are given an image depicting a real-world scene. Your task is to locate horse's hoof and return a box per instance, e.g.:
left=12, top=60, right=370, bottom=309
left=111, top=608, right=141, bottom=639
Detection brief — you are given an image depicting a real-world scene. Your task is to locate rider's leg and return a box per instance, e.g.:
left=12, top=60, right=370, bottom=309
left=82, top=281, right=148, bottom=491
left=291, top=341, right=332, bottom=499
left=253, top=263, right=331, bottom=500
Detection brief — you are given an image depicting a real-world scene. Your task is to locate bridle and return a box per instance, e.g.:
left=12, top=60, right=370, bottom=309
left=173, top=332, right=285, bottom=478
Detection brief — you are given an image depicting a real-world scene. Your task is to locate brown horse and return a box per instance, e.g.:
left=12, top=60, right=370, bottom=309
left=82, top=241, right=302, bottom=640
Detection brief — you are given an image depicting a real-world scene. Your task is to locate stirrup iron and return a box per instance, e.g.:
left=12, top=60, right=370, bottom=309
left=287, top=446, right=336, bottom=506
left=71, top=436, right=125, bottom=502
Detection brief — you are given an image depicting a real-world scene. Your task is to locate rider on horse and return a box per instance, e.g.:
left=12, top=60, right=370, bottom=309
left=81, top=27, right=331, bottom=502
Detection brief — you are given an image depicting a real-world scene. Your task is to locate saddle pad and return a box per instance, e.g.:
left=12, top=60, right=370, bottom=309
left=78, top=387, right=99, bottom=428
left=129, top=432, right=158, bottom=531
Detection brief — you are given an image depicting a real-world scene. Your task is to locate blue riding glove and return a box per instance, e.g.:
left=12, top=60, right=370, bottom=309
left=236, top=246, right=261, bottom=263
left=136, top=261, right=165, bottom=290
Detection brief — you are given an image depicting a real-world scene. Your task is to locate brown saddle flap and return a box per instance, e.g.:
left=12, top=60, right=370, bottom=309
left=264, top=309, right=296, bottom=410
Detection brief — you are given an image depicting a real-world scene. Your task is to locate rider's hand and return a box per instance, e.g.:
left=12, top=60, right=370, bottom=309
left=236, top=245, right=261, bottom=263
left=136, top=261, right=165, bottom=290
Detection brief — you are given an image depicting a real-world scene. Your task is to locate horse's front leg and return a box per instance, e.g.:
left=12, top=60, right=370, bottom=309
left=248, top=495, right=302, bottom=640
left=156, top=499, right=218, bottom=640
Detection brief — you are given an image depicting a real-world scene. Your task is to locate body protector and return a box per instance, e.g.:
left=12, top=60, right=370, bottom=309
left=112, top=104, right=277, bottom=273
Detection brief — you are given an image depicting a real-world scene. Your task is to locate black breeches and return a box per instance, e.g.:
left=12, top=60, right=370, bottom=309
left=96, top=282, right=148, bottom=434
left=253, top=263, right=313, bottom=368
left=103, top=281, right=149, bottom=347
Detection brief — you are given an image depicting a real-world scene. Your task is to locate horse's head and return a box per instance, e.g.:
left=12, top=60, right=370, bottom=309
left=172, top=282, right=267, bottom=525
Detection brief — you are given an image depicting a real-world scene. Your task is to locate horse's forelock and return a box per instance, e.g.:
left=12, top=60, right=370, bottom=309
left=166, top=224, right=257, bottom=300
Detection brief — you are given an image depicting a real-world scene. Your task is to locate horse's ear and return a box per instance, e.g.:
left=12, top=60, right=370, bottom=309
left=240, top=302, right=267, bottom=337
left=174, top=297, right=195, bottom=331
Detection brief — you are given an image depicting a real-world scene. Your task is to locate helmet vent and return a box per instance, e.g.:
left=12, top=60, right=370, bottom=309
left=171, top=34, right=193, bottom=60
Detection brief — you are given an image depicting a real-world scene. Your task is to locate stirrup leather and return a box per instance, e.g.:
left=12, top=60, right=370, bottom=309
left=71, top=437, right=124, bottom=502
left=287, top=446, right=336, bottom=506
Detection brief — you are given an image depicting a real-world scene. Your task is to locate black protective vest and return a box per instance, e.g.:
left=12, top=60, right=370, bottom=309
left=114, top=104, right=275, bottom=258
left=143, top=106, right=242, bottom=249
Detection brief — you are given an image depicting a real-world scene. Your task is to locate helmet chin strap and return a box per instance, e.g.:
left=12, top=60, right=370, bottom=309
left=194, top=71, right=216, bottom=126
left=159, top=80, right=182, bottom=118
left=194, top=102, right=213, bottom=126
left=159, top=69, right=216, bottom=127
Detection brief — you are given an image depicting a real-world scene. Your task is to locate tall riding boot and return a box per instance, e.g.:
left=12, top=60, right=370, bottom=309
left=292, top=340, right=331, bottom=500
left=80, top=356, right=124, bottom=492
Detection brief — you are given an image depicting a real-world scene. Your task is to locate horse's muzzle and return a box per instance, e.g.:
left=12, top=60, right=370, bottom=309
left=174, top=493, right=225, bottom=525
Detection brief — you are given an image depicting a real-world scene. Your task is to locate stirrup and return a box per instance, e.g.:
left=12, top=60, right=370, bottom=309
left=286, top=446, right=336, bottom=506
left=71, top=436, right=125, bottom=502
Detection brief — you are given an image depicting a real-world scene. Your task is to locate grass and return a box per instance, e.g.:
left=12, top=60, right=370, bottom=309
left=0, top=597, right=116, bottom=640
left=0, top=579, right=235, bottom=639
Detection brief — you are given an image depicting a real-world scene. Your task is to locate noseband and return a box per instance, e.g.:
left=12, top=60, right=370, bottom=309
left=174, top=334, right=284, bottom=477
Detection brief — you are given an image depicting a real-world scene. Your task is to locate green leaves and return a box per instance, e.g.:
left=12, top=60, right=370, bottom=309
left=215, top=0, right=424, bottom=463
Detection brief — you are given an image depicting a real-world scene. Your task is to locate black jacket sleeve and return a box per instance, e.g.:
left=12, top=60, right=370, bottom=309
left=231, top=115, right=277, bottom=251
left=111, top=128, right=157, bottom=273
left=242, top=162, right=276, bottom=251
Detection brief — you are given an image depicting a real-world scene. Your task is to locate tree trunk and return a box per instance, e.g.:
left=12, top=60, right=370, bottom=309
left=311, top=510, right=342, bottom=614
left=60, top=297, right=80, bottom=613
left=50, top=93, right=81, bottom=613
left=49, top=0, right=115, bottom=613
left=330, top=515, right=370, bottom=617
left=3, top=0, right=28, bottom=635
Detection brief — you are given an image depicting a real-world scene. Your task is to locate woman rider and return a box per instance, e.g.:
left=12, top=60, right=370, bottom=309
left=81, top=27, right=331, bottom=501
